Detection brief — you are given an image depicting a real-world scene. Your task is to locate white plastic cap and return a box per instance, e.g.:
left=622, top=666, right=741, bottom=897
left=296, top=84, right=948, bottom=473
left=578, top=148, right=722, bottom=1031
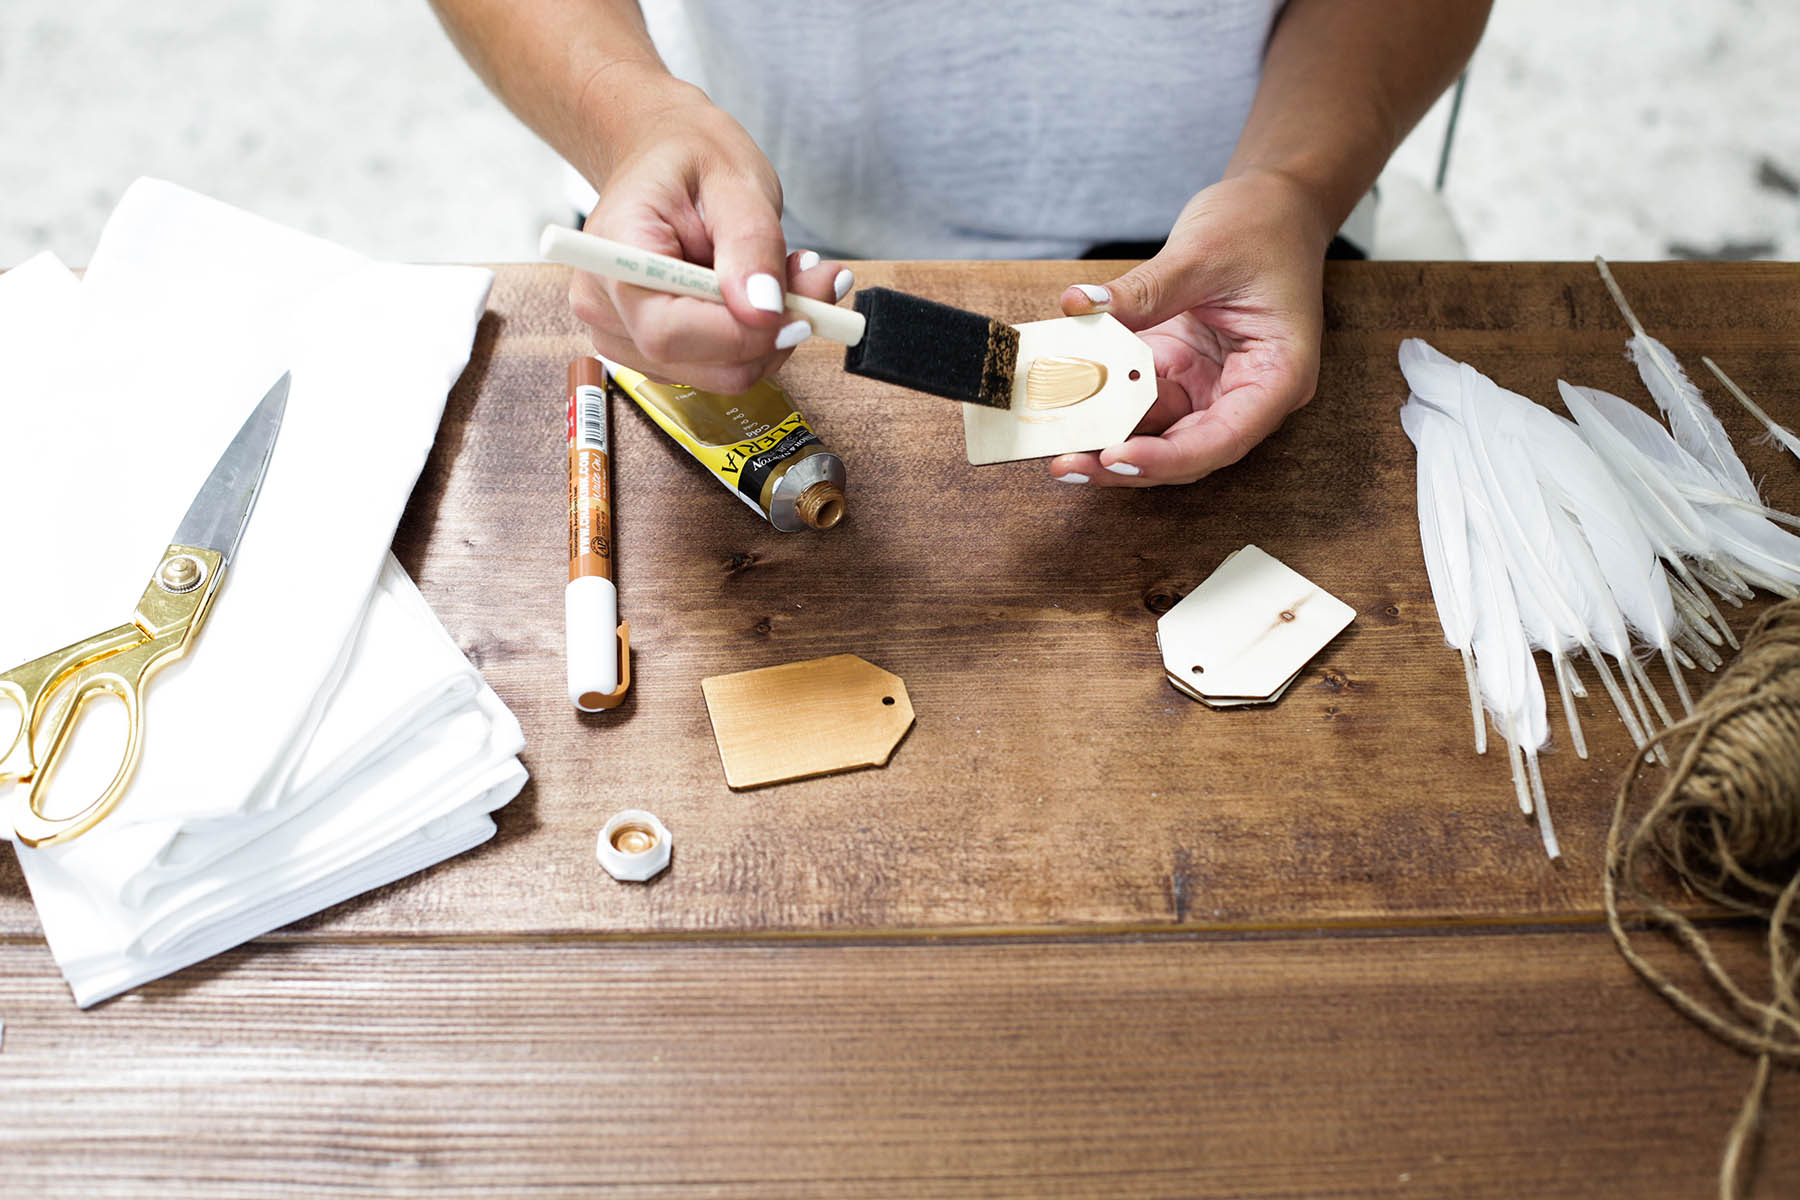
left=597, top=809, right=672, bottom=882
left=566, top=574, right=620, bottom=711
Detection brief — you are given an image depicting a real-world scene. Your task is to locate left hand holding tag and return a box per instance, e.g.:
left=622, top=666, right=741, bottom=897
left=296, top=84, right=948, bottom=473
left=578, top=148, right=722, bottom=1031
left=1052, top=171, right=1329, bottom=487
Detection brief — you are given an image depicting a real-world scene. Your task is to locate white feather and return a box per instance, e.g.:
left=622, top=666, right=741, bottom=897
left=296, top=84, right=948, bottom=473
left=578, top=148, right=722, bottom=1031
left=1453, top=360, right=1629, bottom=755
left=1400, top=398, right=1485, bottom=752
left=1704, top=356, right=1800, bottom=465
left=1398, top=340, right=1576, bottom=856
left=1530, top=412, right=1676, bottom=655
left=1559, top=385, right=1720, bottom=563
left=1466, top=497, right=1548, bottom=755
left=1467, top=497, right=1557, bottom=856
left=1627, top=333, right=1760, bottom=504
left=1569, top=384, right=1800, bottom=589
left=1400, top=399, right=1474, bottom=648
left=1558, top=379, right=1739, bottom=668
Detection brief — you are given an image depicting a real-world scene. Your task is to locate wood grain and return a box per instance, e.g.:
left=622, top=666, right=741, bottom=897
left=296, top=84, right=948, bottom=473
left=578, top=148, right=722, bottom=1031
left=4, top=261, right=1796, bottom=1198
left=2, top=929, right=1791, bottom=1198
left=2, top=262, right=1795, bottom=946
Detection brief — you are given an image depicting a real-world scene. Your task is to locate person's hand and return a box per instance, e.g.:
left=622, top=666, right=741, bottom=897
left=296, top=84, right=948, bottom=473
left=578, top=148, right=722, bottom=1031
left=1051, top=171, right=1330, bottom=487
left=570, top=83, right=853, bottom=395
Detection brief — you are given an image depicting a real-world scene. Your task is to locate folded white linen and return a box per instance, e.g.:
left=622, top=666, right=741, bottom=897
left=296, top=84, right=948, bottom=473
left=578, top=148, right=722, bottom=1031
left=3, top=181, right=528, bottom=1006
left=17, top=558, right=526, bottom=1007
left=1, top=178, right=494, bottom=845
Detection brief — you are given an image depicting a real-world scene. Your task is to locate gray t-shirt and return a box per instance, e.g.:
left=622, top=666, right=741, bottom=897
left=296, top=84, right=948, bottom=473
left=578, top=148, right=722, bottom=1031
left=646, top=1, right=1282, bottom=259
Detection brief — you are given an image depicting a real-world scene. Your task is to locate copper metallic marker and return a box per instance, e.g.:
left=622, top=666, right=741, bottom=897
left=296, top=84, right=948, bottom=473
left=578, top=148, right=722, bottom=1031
left=566, top=357, right=629, bottom=711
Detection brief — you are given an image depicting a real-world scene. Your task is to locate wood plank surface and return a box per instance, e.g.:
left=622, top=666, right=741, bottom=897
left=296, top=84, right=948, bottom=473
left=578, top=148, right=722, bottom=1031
left=2, top=928, right=1790, bottom=1198
left=4, top=262, right=1798, bottom=940
left=4, top=261, right=1796, bottom=1197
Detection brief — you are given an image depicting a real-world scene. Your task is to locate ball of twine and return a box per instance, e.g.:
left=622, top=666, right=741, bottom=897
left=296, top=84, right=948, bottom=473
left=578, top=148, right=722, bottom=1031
left=1606, top=596, right=1800, bottom=1199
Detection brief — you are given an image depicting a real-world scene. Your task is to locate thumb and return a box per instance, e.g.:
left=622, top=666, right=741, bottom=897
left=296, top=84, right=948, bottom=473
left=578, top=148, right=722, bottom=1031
left=698, top=172, right=791, bottom=330
left=1058, top=253, right=1193, bottom=333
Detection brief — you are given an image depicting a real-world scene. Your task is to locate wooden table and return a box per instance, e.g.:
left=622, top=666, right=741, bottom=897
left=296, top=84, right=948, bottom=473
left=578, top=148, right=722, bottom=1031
left=5, top=261, right=1797, bottom=1196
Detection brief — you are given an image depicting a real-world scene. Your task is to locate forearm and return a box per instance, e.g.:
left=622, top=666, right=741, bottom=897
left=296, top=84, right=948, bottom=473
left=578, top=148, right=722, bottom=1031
left=426, top=0, right=699, bottom=184
left=1227, top=0, right=1492, bottom=246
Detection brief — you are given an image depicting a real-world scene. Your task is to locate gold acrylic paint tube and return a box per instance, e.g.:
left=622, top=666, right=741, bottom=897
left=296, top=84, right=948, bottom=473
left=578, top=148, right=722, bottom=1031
left=604, top=361, right=846, bottom=532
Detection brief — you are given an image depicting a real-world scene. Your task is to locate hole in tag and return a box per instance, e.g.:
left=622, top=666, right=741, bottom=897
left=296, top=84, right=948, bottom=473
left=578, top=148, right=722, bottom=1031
left=882, top=696, right=895, bottom=706
left=32, top=690, right=130, bottom=822
left=1190, top=665, right=1205, bottom=675
left=1128, top=369, right=1141, bottom=382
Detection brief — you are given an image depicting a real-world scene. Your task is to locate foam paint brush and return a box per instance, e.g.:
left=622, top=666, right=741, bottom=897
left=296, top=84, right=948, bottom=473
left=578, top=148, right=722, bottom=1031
left=540, top=226, right=1031, bottom=410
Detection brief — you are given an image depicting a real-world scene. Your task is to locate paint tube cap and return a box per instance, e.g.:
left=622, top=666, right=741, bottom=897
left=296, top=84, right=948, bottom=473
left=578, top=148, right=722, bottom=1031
left=597, top=809, right=671, bottom=881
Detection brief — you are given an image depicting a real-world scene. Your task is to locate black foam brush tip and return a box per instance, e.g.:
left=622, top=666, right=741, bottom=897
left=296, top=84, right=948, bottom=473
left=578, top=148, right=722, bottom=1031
left=843, top=287, right=1019, bottom=409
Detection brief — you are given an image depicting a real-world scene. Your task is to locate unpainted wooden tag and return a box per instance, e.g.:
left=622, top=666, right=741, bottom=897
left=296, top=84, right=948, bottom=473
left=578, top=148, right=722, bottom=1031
left=700, top=654, right=914, bottom=789
left=1162, top=660, right=1301, bottom=708
left=963, top=313, right=1157, bottom=465
left=1157, top=546, right=1354, bottom=702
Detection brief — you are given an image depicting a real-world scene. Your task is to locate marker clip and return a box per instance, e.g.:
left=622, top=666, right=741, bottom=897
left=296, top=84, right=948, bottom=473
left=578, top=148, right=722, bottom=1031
left=583, top=621, right=631, bottom=710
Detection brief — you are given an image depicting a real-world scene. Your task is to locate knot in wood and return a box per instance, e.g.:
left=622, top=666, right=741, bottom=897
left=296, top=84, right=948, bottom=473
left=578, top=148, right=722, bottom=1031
left=1318, top=668, right=1353, bottom=692
left=1143, top=588, right=1180, bottom=615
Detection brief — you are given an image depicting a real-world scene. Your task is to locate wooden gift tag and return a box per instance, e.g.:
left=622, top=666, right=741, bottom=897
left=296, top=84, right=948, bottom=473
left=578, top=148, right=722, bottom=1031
left=700, top=654, right=915, bottom=789
left=963, top=313, right=1157, bottom=465
left=1157, top=546, right=1354, bottom=703
left=1162, top=659, right=1302, bottom=708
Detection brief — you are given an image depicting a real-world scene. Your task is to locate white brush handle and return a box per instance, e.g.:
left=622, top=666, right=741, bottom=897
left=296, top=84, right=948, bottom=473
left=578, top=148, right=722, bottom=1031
left=539, top=225, right=866, bottom=346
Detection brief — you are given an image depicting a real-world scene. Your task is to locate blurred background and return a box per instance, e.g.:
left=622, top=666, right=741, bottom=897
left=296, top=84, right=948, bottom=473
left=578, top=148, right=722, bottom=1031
left=3, top=0, right=1796, bottom=266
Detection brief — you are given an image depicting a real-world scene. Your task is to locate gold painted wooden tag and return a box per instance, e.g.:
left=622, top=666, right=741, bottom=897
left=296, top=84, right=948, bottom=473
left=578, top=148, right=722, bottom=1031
left=700, top=654, right=914, bottom=789
left=1023, top=357, right=1108, bottom=411
left=963, top=313, right=1157, bottom=464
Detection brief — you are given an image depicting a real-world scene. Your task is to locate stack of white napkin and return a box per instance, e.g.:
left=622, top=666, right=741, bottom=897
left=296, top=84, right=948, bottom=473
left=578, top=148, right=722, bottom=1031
left=1, top=180, right=526, bottom=1006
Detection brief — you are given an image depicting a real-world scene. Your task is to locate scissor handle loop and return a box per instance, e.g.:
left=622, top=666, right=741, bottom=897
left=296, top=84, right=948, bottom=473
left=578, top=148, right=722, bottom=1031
left=0, top=623, right=143, bottom=787
left=0, top=677, right=28, bottom=779
left=10, top=629, right=188, bottom=847
left=5, top=546, right=222, bottom=847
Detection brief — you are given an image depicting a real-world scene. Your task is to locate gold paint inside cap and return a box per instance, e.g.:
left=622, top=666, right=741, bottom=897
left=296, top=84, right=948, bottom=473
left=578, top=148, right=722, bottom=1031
left=611, top=823, right=658, bottom=854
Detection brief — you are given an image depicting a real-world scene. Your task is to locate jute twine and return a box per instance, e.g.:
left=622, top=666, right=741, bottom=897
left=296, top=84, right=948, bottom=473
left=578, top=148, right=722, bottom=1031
left=1605, top=597, right=1800, bottom=1200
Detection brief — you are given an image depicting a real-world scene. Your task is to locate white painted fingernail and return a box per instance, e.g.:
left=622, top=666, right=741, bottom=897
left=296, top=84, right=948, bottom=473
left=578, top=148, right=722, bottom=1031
left=833, top=268, right=854, bottom=300
left=747, top=273, right=784, bottom=312
left=797, top=250, right=821, bottom=271
left=1072, top=283, right=1112, bottom=306
left=1057, top=472, right=1090, bottom=484
left=1104, top=461, right=1141, bottom=476
left=775, top=319, right=812, bottom=349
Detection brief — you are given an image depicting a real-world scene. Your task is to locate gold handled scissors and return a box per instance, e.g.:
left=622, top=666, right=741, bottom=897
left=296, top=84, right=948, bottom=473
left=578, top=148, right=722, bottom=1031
left=1, top=373, right=288, bottom=847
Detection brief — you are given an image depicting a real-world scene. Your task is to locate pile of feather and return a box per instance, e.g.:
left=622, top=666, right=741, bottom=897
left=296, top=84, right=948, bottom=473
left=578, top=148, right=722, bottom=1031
left=1399, top=259, right=1800, bottom=859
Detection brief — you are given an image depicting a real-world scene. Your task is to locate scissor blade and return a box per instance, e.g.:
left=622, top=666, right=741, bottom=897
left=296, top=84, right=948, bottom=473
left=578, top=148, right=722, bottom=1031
left=170, top=372, right=289, bottom=562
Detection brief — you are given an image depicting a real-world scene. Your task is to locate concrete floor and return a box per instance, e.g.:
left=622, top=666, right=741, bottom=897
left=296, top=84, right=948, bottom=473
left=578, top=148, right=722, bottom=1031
left=3, top=1, right=1797, bottom=266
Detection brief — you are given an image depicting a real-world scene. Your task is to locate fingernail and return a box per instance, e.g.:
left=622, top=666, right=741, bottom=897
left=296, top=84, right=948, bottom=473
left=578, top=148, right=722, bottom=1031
left=747, top=273, right=784, bottom=313
left=833, top=268, right=854, bottom=300
left=775, top=319, right=812, bottom=349
left=1057, top=472, right=1090, bottom=484
left=1072, top=283, right=1111, bottom=307
left=797, top=250, right=821, bottom=271
left=1104, top=461, right=1141, bottom=476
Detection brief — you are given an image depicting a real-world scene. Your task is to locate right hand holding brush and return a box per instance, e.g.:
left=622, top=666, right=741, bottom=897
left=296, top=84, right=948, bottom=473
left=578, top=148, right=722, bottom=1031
left=569, top=87, right=851, bottom=395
